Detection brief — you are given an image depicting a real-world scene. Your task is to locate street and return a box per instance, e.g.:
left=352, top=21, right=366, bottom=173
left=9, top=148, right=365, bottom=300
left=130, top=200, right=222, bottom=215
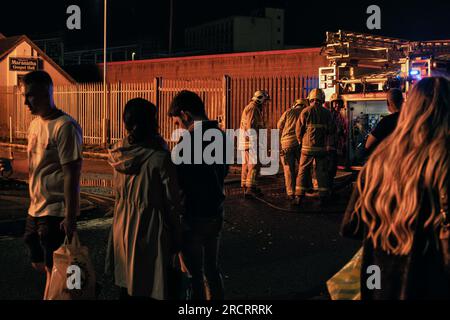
left=0, top=147, right=360, bottom=300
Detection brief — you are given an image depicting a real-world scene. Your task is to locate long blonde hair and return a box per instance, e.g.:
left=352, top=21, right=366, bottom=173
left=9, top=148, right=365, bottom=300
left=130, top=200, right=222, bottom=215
left=355, top=77, right=450, bottom=255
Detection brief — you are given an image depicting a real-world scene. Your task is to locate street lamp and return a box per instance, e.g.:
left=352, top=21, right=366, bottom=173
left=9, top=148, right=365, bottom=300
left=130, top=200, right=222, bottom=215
left=169, top=0, right=173, bottom=55
left=132, top=52, right=136, bottom=61
left=102, top=0, right=109, bottom=146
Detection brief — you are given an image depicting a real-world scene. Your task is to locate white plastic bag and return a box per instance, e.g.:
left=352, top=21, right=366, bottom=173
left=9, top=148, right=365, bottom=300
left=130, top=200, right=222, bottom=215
left=45, top=233, right=96, bottom=300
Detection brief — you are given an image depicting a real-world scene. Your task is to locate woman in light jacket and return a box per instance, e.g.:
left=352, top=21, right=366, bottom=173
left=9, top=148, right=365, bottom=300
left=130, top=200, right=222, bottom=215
left=107, top=98, right=182, bottom=300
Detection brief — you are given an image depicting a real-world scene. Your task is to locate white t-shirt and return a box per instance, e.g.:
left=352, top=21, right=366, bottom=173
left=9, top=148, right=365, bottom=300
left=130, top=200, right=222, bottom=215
left=27, top=110, right=83, bottom=217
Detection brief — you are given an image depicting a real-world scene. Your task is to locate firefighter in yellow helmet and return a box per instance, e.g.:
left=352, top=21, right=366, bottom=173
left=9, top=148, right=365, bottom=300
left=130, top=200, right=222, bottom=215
left=327, top=93, right=347, bottom=191
left=295, top=88, right=336, bottom=206
left=277, top=98, right=309, bottom=200
left=238, top=90, right=270, bottom=198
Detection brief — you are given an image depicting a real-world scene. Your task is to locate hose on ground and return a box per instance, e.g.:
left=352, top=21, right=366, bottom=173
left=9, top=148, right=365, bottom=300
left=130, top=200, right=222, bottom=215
left=246, top=179, right=353, bottom=214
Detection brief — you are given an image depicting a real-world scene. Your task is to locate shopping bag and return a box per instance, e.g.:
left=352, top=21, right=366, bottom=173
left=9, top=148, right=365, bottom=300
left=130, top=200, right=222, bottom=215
left=45, top=233, right=96, bottom=300
left=326, top=247, right=362, bottom=300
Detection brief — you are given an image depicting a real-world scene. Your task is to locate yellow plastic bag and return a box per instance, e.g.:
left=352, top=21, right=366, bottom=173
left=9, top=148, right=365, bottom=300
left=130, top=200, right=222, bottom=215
left=326, top=247, right=362, bottom=300
left=45, top=233, right=96, bottom=300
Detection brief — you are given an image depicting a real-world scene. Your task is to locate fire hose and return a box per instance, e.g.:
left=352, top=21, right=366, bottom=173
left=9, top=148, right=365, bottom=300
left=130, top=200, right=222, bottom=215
left=225, top=174, right=354, bottom=214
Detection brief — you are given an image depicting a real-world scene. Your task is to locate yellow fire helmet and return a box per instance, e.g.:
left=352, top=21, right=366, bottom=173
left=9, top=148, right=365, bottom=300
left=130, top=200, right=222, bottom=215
left=252, top=90, right=271, bottom=104
left=307, top=88, right=326, bottom=102
left=330, top=93, right=343, bottom=102
left=293, top=98, right=309, bottom=108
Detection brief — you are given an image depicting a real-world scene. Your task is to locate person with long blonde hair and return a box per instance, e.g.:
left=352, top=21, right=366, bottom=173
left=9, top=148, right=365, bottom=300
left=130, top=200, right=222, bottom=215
left=342, top=77, right=450, bottom=299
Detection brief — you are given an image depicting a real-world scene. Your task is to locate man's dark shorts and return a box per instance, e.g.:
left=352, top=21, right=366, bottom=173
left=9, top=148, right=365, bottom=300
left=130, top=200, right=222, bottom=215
left=23, top=215, right=65, bottom=269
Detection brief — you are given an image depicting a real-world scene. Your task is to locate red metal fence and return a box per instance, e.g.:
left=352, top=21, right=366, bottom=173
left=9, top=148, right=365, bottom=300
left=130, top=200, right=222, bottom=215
left=0, top=75, right=318, bottom=146
left=228, top=75, right=318, bottom=130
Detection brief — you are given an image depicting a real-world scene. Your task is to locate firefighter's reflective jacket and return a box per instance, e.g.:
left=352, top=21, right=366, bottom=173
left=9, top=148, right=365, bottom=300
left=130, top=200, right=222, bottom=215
left=238, top=101, right=265, bottom=150
left=277, top=105, right=305, bottom=150
left=296, top=105, right=335, bottom=155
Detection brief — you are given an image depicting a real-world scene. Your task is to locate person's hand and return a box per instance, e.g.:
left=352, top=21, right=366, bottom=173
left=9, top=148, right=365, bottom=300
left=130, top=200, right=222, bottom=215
left=0, top=158, right=13, bottom=176
left=60, top=217, right=77, bottom=239
left=178, top=253, right=190, bottom=274
left=31, top=262, right=46, bottom=273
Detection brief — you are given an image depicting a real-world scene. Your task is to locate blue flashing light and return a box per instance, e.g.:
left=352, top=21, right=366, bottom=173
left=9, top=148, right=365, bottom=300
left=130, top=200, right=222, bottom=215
left=410, top=69, right=421, bottom=76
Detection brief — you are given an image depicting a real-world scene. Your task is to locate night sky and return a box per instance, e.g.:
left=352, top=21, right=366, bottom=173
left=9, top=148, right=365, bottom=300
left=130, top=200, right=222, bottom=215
left=1, top=0, right=449, bottom=51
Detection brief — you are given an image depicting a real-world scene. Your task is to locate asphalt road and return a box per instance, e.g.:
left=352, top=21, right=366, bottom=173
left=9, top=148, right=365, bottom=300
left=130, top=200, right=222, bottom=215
left=0, top=185, right=360, bottom=300
left=0, top=146, right=361, bottom=300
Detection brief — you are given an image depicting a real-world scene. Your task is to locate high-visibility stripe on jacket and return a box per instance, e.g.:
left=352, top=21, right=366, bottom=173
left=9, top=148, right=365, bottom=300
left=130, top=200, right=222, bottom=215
left=277, top=105, right=305, bottom=150
left=296, top=105, right=335, bottom=155
left=238, top=101, right=265, bottom=150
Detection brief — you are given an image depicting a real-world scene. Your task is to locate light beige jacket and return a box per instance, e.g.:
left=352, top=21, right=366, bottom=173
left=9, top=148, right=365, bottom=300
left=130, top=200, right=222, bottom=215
left=106, top=136, right=182, bottom=299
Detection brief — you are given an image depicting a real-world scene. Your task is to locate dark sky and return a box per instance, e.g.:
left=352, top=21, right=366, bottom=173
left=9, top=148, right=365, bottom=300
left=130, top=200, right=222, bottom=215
left=1, top=0, right=449, bottom=51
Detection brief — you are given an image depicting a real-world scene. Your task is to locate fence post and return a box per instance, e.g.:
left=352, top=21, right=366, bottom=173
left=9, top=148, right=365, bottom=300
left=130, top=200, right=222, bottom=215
left=152, top=77, right=160, bottom=107
left=9, top=116, right=13, bottom=144
left=9, top=86, right=15, bottom=144
left=222, top=75, right=231, bottom=130
left=12, top=85, right=18, bottom=142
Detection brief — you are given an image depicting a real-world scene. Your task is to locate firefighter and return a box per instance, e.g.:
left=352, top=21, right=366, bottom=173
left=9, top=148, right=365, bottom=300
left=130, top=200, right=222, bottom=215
left=295, top=88, right=335, bottom=206
left=327, top=93, right=347, bottom=191
left=238, top=90, right=270, bottom=198
left=277, top=98, right=309, bottom=200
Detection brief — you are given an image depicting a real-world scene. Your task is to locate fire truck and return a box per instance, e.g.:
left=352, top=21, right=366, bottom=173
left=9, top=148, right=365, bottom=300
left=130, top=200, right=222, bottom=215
left=318, top=30, right=450, bottom=167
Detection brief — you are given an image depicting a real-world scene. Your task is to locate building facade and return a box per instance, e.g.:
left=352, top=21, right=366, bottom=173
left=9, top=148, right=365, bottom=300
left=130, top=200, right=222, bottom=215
left=0, top=33, right=74, bottom=86
left=185, top=8, right=285, bottom=53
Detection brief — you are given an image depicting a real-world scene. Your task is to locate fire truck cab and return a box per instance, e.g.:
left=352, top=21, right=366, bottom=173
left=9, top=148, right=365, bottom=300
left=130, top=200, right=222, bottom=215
left=319, top=30, right=450, bottom=168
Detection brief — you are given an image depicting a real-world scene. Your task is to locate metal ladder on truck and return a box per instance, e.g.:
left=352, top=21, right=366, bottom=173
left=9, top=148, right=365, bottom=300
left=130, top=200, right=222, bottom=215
left=320, top=30, right=450, bottom=93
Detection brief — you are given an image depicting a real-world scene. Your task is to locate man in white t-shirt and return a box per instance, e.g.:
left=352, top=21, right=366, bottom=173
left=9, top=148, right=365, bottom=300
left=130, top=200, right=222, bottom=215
left=0, top=71, right=82, bottom=299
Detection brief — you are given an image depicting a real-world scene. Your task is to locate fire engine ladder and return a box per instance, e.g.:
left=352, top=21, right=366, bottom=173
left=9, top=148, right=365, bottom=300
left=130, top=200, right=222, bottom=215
left=321, top=31, right=450, bottom=92
left=409, top=40, right=450, bottom=58
left=321, top=30, right=410, bottom=66
left=323, top=30, right=450, bottom=63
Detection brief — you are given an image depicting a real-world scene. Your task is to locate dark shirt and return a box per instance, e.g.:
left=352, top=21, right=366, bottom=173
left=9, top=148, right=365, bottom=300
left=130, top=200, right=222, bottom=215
left=175, top=120, right=229, bottom=221
left=371, top=112, right=400, bottom=143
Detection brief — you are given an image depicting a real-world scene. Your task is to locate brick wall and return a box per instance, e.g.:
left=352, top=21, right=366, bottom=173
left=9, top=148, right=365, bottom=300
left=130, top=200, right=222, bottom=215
left=100, top=48, right=327, bottom=82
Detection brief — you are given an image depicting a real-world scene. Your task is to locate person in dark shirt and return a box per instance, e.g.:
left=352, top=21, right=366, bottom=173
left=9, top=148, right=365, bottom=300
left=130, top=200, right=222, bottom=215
left=168, top=90, right=228, bottom=300
left=365, top=88, right=404, bottom=154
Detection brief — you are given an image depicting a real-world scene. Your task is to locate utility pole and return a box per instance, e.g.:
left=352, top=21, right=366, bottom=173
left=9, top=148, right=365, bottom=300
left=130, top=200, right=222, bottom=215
left=102, top=0, right=109, bottom=146
left=169, top=0, right=173, bottom=55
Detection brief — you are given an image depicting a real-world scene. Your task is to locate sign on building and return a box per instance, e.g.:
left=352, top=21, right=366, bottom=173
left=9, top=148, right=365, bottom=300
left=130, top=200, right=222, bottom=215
left=9, top=57, right=42, bottom=72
